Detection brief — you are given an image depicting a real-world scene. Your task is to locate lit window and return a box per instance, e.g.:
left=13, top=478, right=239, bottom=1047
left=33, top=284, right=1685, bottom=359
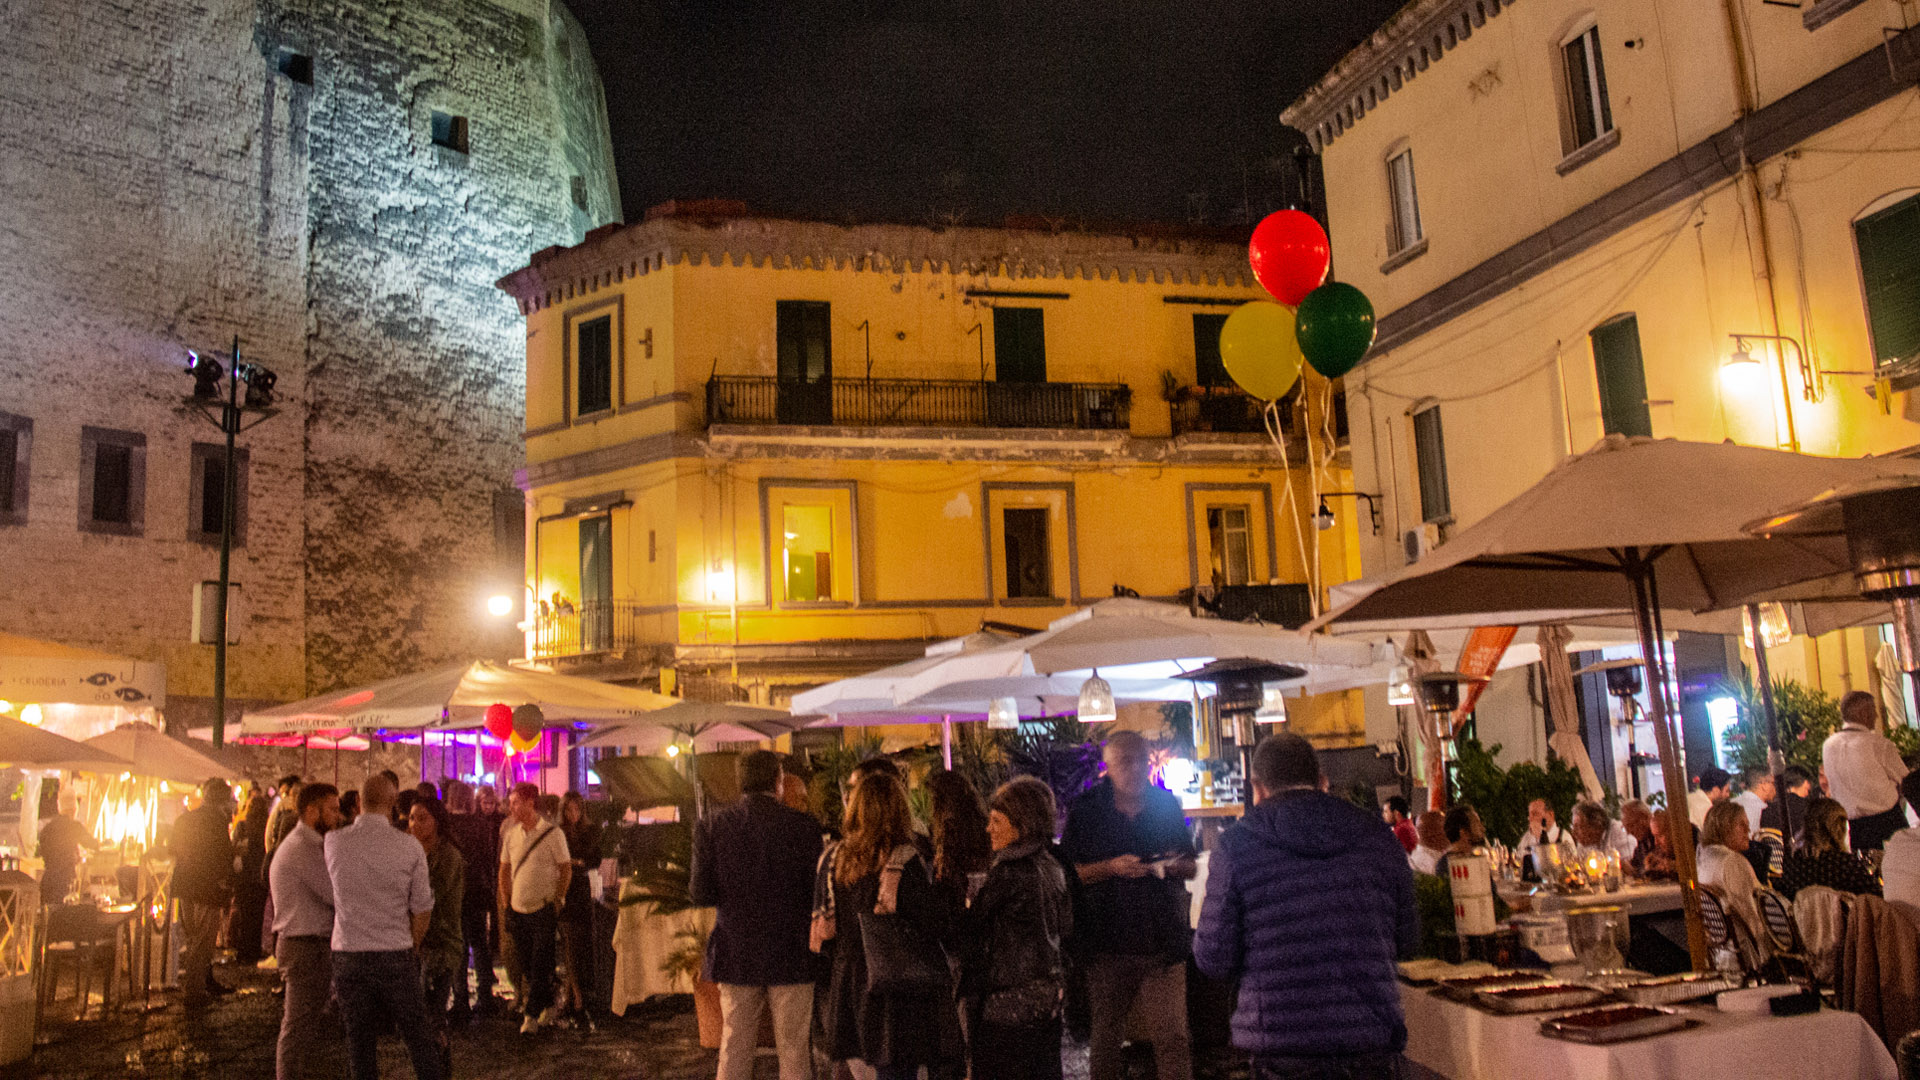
left=782, top=504, right=834, bottom=602
left=1207, top=505, right=1252, bottom=587
left=1387, top=148, right=1423, bottom=254
left=1561, top=26, right=1614, bottom=151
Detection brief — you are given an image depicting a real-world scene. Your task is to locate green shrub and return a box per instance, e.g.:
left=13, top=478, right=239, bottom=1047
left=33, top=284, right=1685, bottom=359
left=1451, top=738, right=1590, bottom=846
left=1718, top=673, right=1919, bottom=780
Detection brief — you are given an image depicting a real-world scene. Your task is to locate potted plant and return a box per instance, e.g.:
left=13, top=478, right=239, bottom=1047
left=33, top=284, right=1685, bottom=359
left=620, top=824, right=726, bottom=1048
left=658, top=926, right=722, bottom=1047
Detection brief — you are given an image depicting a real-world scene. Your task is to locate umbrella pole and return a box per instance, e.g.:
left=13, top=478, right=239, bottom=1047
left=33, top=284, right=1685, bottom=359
left=941, top=716, right=953, bottom=771
left=1745, top=604, right=1794, bottom=853
left=1630, top=555, right=1709, bottom=971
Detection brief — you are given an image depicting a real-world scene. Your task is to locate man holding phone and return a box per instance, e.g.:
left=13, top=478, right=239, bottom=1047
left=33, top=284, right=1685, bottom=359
left=1062, top=729, right=1197, bottom=1080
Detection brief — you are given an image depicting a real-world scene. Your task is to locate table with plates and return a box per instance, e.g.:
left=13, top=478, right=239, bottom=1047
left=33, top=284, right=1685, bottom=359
left=1399, top=981, right=1896, bottom=1080
left=1497, top=881, right=1685, bottom=917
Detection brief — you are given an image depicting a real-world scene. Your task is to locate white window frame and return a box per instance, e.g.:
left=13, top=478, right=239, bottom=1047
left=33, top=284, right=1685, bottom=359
left=1206, top=504, right=1253, bottom=587
left=1559, top=22, right=1614, bottom=151
left=1386, top=145, right=1423, bottom=254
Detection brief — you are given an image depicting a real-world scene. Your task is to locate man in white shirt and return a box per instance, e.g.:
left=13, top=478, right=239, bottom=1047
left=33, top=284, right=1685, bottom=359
left=1516, top=799, right=1568, bottom=876
left=498, top=781, right=571, bottom=1035
left=270, top=782, right=339, bottom=1080
left=1733, top=768, right=1773, bottom=835
left=1408, top=811, right=1447, bottom=876
left=1822, top=691, right=1911, bottom=852
left=1569, top=801, right=1636, bottom=864
left=325, top=774, right=442, bottom=1080
left=1687, top=767, right=1732, bottom=827
left=1880, top=771, right=1920, bottom=911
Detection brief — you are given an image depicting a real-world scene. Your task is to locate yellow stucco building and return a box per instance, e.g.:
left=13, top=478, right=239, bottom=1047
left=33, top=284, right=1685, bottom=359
left=498, top=204, right=1364, bottom=743
left=1286, top=0, right=1920, bottom=779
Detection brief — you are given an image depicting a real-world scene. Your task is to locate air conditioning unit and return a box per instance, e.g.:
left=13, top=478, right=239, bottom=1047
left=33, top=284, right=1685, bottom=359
left=192, top=581, right=243, bottom=644
left=1402, top=526, right=1436, bottom=565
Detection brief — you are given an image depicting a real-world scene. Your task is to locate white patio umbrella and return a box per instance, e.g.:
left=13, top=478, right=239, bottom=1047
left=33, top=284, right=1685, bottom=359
left=240, top=660, right=677, bottom=735
left=788, top=632, right=1021, bottom=716
left=0, top=715, right=132, bottom=772
left=85, top=723, right=232, bottom=785
left=1306, top=435, right=1920, bottom=970
left=578, top=701, right=811, bottom=754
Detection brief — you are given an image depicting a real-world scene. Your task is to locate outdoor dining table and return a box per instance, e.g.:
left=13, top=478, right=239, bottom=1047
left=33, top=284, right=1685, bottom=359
left=1498, top=881, right=1685, bottom=917
left=1399, top=981, right=1896, bottom=1080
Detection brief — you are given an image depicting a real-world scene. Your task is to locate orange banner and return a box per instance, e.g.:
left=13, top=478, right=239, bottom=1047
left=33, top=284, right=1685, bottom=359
left=1451, top=625, right=1517, bottom=730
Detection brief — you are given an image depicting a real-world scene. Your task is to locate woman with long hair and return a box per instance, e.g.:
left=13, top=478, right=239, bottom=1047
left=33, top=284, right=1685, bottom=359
left=927, top=770, right=991, bottom=905
left=963, top=777, right=1071, bottom=1080
left=408, top=795, right=464, bottom=1078
left=1778, top=797, right=1882, bottom=899
left=557, top=791, right=599, bottom=1030
left=818, top=772, right=962, bottom=1080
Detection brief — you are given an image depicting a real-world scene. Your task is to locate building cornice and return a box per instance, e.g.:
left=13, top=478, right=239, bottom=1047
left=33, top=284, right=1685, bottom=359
left=496, top=216, right=1256, bottom=314
left=1281, top=0, right=1514, bottom=153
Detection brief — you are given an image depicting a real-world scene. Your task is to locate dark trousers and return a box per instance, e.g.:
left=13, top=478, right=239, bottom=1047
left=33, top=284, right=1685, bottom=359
left=275, top=936, right=332, bottom=1080
left=1250, top=1053, right=1403, bottom=1080
left=505, top=905, right=558, bottom=1017
left=1084, top=953, right=1190, bottom=1080
left=1851, top=804, right=1909, bottom=852
left=333, top=949, right=446, bottom=1080
left=970, top=1015, right=1064, bottom=1080
left=457, top=892, right=496, bottom=1010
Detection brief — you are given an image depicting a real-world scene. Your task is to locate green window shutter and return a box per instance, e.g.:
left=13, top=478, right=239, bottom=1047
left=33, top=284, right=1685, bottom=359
left=1856, top=194, right=1920, bottom=367
left=1413, top=407, right=1451, bottom=524
left=1193, top=313, right=1230, bottom=386
left=1591, top=314, right=1652, bottom=438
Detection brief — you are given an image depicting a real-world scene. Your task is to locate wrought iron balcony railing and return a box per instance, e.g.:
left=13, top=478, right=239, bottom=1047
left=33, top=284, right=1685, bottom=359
left=530, top=599, right=642, bottom=660
left=1169, top=384, right=1279, bottom=436
left=706, top=376, right=1132, bottom=431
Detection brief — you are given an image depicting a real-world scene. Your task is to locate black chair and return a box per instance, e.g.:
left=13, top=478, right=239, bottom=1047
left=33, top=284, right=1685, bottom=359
left=1755, top=888, right=1814, bottom=988
left=1695, top=887, right=1760, bottom=985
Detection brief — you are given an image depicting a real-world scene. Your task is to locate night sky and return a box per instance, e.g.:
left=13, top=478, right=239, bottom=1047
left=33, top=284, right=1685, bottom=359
left=565, top=0, right=1404, bottom=228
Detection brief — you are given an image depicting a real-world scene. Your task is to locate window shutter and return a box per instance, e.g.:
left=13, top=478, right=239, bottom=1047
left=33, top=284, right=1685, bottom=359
left=1591, top=314, right=1653, bottom=438
left=1413, top=407, right=1451, bottom=524
left=1856, top=194, right=1920, bottom=367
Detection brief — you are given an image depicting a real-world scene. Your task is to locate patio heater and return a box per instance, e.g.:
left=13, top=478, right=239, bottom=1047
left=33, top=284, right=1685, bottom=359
left=1175, top=658, right=1305, bottom=804
left=1415, top=671, right=1487, bottom=805
left=1573, top=659, right=1650, bottom=800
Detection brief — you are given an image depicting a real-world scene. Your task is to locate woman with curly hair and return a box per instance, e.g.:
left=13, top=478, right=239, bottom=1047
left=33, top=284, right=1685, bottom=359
left=927, top=770, right=992, bottom=906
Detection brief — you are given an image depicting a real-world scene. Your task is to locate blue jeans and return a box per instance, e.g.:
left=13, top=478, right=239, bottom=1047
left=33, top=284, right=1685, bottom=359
left=1250, top=1052, right=1403, bottom=1080
left=332, top=949, right=446, bottom=1080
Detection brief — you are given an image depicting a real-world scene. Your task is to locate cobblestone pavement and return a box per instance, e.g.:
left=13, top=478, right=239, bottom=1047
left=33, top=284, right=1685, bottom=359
left=17, top=962, right=1248, bottom=1080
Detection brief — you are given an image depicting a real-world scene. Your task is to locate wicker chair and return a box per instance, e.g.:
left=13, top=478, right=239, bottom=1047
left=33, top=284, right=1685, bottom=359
left=1696, top=886, right=1762, bottom=984
left=1755, top=888, right=1816, bottom=989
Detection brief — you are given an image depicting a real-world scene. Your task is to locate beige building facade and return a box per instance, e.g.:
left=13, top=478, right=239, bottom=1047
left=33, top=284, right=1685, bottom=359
left=1286, top=0, right=1920, bottom=777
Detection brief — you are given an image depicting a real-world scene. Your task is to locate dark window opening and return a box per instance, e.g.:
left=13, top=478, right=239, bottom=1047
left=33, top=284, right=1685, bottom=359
left=198, top=454, right=226, bottom=536
left=1413, top=407, right=1452, bottom=524
left=570, top=175, right=589, bottom=212
left=1562, top=27, right=1613, bottom=150
left=492, top=489, right=526, bottom=575
left=92, top=443, right=131, bottom=525
left=188, top=443, right=246, bottom=546
left=1856, top=193, right=1920, bottom=372
left=431, top=111, right=469, bottom=154
left=1193, top=313, right=1231, bottom=387
left=276, top=48, right=312, bottom=85
left=1591, top=313, right=1653, bottom=438
left=776, top=300, right=833, bottom=425
left=1003, top=507, right=1052, bottom=598
left=576, top=314, right=613, bottom=416
left=993, top=307, right=1047, bottom=383
left=0, top=429, right=14, bottom=516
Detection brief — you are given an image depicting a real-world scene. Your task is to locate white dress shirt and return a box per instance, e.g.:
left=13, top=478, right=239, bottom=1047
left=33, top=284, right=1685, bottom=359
left=1821, top=724, right=1908, bottom=819
left=324, top=812, right=433, bottom=952
left=1409, top=844, right=1443, bottom=876
left=269, top=820, right=334, bottom=938
left=1733, top=791, right=1767, bottom=834
left=1883, top=827, right=1920, bottom=911
left=1516, top=823, right=1567, bottom=863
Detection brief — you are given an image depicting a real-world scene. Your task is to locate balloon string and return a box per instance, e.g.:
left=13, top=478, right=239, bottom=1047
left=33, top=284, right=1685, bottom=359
left=1266, top=399, right=1317, bottom=618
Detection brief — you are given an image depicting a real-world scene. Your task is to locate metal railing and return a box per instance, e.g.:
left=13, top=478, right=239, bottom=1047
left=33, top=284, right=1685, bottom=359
left=1170, top=385, right=1284, bottom=436
left=530, top=599, right=643, bottom=659
left=706, top=376, right=1133, bottom=431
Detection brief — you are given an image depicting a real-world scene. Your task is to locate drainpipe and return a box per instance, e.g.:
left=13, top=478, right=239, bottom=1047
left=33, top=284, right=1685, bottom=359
left=1720, top=0, right=1801, bottom=452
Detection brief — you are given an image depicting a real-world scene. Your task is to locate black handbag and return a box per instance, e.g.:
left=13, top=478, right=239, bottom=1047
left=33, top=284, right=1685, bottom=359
left=859, top=846, right=951, bottom=995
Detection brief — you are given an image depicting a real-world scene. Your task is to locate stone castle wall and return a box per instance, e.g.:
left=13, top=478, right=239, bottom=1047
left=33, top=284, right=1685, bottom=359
left=0, top=0, right=618, bottom=725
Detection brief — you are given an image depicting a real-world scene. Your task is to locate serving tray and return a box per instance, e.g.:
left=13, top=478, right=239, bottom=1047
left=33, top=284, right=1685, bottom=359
left=1432, top=970, right=1551, bottom=1001
left=1539, top=1003, right=1698, bottom=1044
left=1474, top=983, right=1609, bottom=1014
left=1613, top=972, right=1738, bottom=1007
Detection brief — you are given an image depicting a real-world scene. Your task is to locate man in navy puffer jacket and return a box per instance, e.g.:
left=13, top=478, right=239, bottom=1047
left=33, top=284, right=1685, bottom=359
left=1194, top=733, right=1418, bottom=1079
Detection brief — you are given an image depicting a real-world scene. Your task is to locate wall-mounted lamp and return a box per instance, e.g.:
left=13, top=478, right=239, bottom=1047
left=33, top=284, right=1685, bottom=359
left=1728, top=332, right=1817, bottom=403
left=1720, top=338, right=1768, bottom=395
left=1316, top=491, right=1382, bottom=536
left=1386, top=663, right=1417, bottom=707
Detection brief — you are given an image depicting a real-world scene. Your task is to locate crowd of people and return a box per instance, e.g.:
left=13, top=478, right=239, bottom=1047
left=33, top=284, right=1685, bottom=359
left=693, top=728, right=1418, bottom=1080
left=158, top=769, right=602, bottom=1080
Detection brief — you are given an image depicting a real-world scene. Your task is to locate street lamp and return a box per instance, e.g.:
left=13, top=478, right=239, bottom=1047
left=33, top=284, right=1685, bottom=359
left=181, top=337, right=278, bottom=749
left=486, top=595, right=514, bottom=618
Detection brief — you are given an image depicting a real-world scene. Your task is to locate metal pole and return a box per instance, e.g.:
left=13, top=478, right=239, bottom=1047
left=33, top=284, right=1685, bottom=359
left=1745, top=604, right=1794, bottom=852
left=211, top=336, right=241, bottom=750
left=1629, top=553, right=1708, bottom=970
left=941, top=716, right=953, bottom=771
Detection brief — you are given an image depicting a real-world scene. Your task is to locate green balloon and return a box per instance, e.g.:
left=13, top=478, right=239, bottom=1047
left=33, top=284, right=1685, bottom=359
left=1296, top=282, right=1376, bottom=379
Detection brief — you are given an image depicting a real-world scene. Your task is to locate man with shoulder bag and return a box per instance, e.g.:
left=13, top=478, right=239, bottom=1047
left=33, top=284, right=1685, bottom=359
left=497, top=781, right=570, bottom=1035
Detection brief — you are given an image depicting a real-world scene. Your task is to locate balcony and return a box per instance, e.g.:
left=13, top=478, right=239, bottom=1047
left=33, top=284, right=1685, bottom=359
left=1169, top=384, right=1286, bottom=436
left=531, top=599, right=644, bottom=660
left=706, top=376, right=1132, bottom=431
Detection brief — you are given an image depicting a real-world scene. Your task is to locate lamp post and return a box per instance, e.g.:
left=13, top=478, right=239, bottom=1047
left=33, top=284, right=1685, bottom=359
left=182, top=337, right=278, bottom=749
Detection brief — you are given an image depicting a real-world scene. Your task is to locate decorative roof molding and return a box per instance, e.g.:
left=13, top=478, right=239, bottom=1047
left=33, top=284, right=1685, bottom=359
left=1281, top=0, right=1515, bottom=152
left=496, top=216, right=1256, bottom=313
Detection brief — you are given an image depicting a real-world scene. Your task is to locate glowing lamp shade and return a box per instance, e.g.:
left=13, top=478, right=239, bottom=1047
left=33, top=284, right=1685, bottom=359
left=487, top=594, right=513, bottom=618
left=1255, top=685, right=1288, bottom=723
left=1077, top=672, right=1117, bottom=723
left=1386, top=664, right=1416, bottom=707
left=19, top=704, right=42, bottom=727
left=1720, top=343, right=1767, bottom=395
left=987, top=697, right=1020, bottom=730
left=1741, top=601, right=1793, bottom=650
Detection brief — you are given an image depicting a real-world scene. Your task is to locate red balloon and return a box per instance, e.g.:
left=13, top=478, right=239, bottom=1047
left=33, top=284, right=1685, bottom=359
left=1248, top=210, right=1331, bottom=306
left=484, top=703, right=513, bottom=741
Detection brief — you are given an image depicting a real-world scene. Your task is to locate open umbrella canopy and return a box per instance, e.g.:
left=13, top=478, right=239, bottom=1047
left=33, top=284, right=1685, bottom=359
left=788, top=632, right=1021, bottom=715
left=579, top=701, right=810, bottom=753
left=240, top=661, right=677, bottom=735
left=591, top=755, right=694, bottom=812
left=1308, top=436, right=1920, bottom=632
left=85, top=723, right=233, bottom=785
left=0, top=715, right=133, bottom=771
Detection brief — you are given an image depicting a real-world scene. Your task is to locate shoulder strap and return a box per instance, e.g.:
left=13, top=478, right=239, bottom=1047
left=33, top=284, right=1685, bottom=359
left=510, top=824, right=557, bottom=883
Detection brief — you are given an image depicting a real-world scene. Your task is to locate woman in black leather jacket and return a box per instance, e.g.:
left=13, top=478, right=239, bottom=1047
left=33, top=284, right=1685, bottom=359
left=964, top=776, right=1073, bottom=1080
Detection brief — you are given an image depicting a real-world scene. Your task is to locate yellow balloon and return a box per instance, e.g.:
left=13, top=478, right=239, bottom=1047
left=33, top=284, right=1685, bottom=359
left=509, top=730, right=541, bottom=754
left=1219, top=300, right=1305, bottom=401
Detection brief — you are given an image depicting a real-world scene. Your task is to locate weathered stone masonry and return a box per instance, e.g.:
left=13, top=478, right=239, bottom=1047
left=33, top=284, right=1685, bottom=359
left=0, top=0, right=618, bottom=723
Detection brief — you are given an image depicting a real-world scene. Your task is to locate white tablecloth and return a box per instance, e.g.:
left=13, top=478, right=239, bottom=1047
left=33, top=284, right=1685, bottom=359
left=1401, top=983, right=1896, bottom=1080
left=609, top=900, right=713, bottom=1016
